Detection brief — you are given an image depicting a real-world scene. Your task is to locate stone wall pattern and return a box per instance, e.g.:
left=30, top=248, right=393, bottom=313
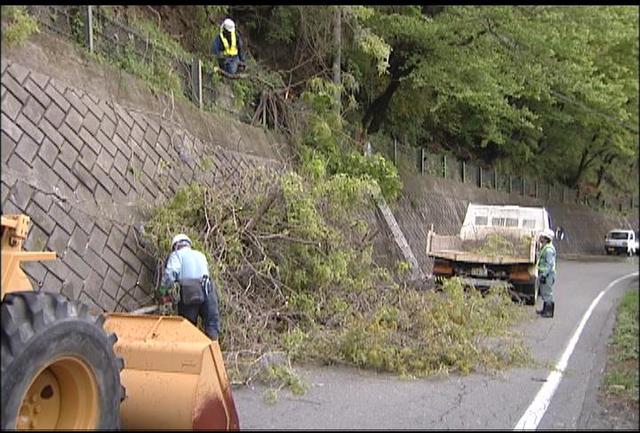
left=1, top=60, right=283, bottom=312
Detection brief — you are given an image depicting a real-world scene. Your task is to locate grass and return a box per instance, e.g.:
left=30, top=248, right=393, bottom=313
left=603, top=289, right=639, bottom=403
left=1, top=6, right=40, bottom=47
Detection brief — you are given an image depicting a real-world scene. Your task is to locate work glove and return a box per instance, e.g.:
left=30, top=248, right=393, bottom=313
left=158, top=295, right=174, bottom=316
left=169, top=282, right=181, bottom=304
left=539, top=275, right=547, bottom=285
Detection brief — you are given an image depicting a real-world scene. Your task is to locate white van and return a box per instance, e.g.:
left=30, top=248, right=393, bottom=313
left=604, top=229, right=638, bottom=256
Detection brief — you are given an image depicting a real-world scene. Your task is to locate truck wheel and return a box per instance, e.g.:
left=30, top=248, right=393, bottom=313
left=514, top=282, right=537, bottom=306
left=530, top=280, right=539, bottom=306
left=1, top=292, right=124, bottom=430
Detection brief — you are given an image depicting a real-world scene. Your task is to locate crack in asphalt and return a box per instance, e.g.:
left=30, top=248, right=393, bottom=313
left=437, top=381, right=468, bottom=426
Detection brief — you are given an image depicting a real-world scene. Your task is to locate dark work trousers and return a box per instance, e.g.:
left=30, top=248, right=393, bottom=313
left=178, top=290, right=220, bottom=339
left=219, top=56, right=240, bottom=75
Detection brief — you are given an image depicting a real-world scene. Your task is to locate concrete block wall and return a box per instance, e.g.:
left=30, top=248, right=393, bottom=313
left=1, top=60, right=283, bottom=312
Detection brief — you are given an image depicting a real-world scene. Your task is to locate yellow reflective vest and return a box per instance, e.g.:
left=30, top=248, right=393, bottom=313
left=220, top=30, right=238, bottom=56
left=537, top=242, right=557, bottom=276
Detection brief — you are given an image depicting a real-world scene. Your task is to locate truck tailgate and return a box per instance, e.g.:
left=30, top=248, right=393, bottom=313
left=428, top=250, right=532, bottom=264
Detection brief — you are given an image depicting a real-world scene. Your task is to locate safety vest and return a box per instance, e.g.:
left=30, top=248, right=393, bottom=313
left=220, top=30, right=238, bottom=56
left=537, top=242, right=557, bottom=274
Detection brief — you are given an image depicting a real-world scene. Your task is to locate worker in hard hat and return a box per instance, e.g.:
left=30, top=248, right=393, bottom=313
left=536, top=228, right=557, bottom=318
left=213, top=18, right=246, bottom=75
left=160, top=234, right=220, bottom=339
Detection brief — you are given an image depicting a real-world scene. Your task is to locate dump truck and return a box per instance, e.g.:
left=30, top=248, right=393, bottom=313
left=426, top=204, right=553, bottom=305
left=1, top=213, right=240, bottom=430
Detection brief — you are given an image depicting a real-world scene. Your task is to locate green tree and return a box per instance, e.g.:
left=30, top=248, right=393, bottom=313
left=349, top=6, right=637, bottom=196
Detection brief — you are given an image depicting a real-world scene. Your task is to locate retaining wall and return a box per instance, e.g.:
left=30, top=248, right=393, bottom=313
left=1, top=35, right=287, bottom=312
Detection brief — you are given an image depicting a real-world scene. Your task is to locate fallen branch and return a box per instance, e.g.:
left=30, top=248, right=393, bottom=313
left=243, top=186, right=282, bottom=232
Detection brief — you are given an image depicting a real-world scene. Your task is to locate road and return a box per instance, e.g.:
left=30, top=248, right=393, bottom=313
left=232, top=256, right=639, bottom=429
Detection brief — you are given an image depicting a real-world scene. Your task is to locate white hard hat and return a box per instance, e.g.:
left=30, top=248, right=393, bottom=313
left=539, top=228, right=554, bottom=241
left=171, top=234, right=191, bottom=250
left=222, top=18, right=235, bottom=32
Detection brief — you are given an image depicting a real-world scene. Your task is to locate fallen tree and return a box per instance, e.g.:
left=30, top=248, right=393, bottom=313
left=142, top=166, right=531, bottom=388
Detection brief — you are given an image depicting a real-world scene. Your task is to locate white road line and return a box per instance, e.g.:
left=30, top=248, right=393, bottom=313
left=514, top=271, right=639, bottom=430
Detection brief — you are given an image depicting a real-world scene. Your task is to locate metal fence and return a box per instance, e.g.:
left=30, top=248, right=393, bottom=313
left=373, top=139, right=637, bottom=214
left=27, top=5, right=83, bottom=42
left=27, top=6, right=220, bottom=116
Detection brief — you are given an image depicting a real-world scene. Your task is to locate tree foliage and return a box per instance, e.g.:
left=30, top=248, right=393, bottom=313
left=233, top=5, right=637, bottom=198
left=97, top=5, right=637, bottom=199
left=350, top=6, right=638, bottom=196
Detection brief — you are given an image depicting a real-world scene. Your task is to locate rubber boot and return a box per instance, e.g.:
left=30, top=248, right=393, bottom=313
left=537, top=302, right=548, bottom=316
left=541, top=302, right=554, bottom=318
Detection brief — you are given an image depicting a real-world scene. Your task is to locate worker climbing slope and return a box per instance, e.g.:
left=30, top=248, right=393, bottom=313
left=213, top=18, right=247, bottom=78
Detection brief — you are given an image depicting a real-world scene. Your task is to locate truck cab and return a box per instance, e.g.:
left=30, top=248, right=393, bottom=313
left=460, top=204, right=552, bottom=241
left=604, top=229, right=638, bottom=256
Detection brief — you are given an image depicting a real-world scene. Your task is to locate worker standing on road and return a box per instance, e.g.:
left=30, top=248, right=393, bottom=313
left=213, top=18, right=246, bottom=76
left=537, top=228, right=557, bottom=318
left=160, top=234, right=220, bottom=339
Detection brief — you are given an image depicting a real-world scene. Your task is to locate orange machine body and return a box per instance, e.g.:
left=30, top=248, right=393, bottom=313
left=103, top=314, right=240, bottom=430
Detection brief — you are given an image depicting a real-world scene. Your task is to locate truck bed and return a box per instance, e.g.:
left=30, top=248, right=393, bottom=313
left=426, top=231, right=536, bottom=264
left=428, top=249, right=532, bottom=264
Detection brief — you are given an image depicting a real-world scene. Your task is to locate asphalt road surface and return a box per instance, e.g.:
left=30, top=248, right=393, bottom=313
left=233, top=256, right=639, bottom=430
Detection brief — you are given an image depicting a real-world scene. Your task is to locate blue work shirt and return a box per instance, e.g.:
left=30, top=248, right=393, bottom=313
left=161, top=247, right=209, bottom=289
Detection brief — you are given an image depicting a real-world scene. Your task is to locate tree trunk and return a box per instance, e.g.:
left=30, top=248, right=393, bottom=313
left=332, top=6, right=341, bottom=112
left=571, top=134, right=601, bottom=187
left=594, top=154, right=616, bottom=200
left=362, top=79, right=402, bottom=134
left=362, top=49, right=414, bottom=135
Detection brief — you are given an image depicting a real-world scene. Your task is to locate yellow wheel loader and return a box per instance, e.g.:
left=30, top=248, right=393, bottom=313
left=1, top=214, right=240, bottom=430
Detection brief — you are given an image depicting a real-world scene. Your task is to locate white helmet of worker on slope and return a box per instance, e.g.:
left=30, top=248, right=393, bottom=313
left=222, top=18, right=235, bottom=32
left=171, top=233, right=192, bottom=250
left=539, top=228, right=555, bottom=241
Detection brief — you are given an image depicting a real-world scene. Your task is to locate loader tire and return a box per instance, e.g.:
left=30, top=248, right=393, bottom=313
left=1, top=292, right=124, bottom=430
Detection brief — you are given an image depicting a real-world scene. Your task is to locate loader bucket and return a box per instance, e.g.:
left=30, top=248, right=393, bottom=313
left=103, top=314, right=240, bottom=430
